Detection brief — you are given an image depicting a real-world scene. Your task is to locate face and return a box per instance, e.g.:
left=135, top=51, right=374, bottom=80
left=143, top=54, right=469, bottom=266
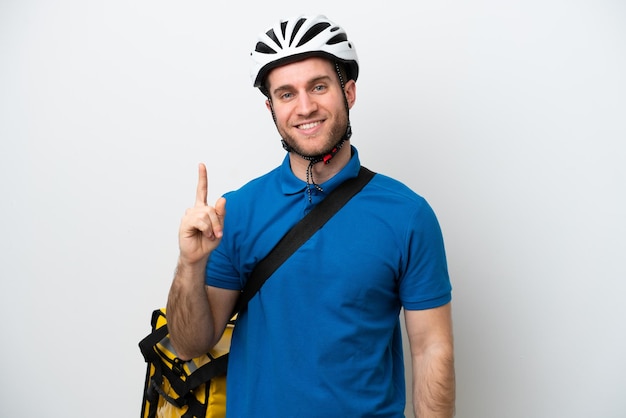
left=265, top=57, right=356, bottom=159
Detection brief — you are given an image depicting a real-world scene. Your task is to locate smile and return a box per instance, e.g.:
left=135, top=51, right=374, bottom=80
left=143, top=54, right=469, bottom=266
left=297, top=121, right=322, bottom=130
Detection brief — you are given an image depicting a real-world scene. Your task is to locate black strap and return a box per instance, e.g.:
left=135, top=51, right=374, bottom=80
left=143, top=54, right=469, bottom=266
left=139, top=309, right=230, bottom=400
left=232, top=166, right=375, bottom=315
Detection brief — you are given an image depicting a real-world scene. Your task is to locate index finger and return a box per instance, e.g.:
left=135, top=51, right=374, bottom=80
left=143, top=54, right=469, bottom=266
left=195, top=163, right=208, bottom=206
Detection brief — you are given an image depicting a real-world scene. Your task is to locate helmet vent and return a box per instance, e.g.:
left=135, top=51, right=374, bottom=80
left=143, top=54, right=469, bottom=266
left=327, top=33, right=348, bottom=45
left=280, top=21, right=288, bottom=40
left=290, top=18, right=306, bottom=46
left=265, top=28, right=281, bottom=48
left=296, top=22, right=331, bottom=48
left=255, top=41, right=277, bottom=54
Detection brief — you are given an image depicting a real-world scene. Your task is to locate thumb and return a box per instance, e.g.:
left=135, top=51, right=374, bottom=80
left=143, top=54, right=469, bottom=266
left=215, top=197, right=227, bottom=219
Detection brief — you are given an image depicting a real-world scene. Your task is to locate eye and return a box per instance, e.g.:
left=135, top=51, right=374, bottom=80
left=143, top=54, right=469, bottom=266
left=313, top=84, right=327, bottom=93
left=279, top=91, right=294, bottom=100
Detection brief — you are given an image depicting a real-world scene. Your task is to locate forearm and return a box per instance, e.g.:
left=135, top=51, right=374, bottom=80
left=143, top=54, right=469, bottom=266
left=412, top=343, right=456, bottom=418
left=166, top=258, right=215, bottom=360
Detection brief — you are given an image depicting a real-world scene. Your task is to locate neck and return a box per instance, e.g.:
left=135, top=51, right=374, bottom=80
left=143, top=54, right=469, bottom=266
left=289, top=142, right=352, bottom=185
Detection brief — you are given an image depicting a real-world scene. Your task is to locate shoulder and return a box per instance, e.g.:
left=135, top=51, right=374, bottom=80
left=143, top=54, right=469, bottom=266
left=223, top=166, right=282, bottom=207
left=359, top=171, right=442, bottom=231
left=366, top=171, right=430, bottom=207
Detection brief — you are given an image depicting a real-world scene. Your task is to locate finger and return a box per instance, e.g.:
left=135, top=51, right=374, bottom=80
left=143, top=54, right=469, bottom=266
left=208, top=197, right=227, bottom=238
left=196, top=220, right=216, bottom=240
left=184, top=209, right=216, bottom=240
left=215, top=197, right=227, bottom=218
left=195, top=163, right=208, bottom=206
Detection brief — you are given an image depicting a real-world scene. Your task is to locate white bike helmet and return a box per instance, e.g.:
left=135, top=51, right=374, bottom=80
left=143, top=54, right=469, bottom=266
left=250, top=14, right=359, bottom=89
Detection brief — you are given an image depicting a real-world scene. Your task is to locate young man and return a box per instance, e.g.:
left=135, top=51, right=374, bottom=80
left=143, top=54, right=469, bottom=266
left=166, top=15, right=455, bottom=417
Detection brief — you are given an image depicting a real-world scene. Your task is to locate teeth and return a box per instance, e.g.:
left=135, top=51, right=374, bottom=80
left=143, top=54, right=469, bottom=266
left=299, top=122, right=320, bottom=130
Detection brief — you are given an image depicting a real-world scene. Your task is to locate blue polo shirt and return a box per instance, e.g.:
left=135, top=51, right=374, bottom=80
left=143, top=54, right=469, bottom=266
left=206, top=146, right=451, bottom=417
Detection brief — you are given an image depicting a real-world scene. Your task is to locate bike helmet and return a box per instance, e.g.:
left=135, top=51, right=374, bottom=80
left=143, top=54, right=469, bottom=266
left=250, top=14, right=359, bottom=89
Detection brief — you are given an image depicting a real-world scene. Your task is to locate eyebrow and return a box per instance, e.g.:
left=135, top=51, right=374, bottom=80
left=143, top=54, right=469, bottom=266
left=271, top=75, right=333, bottom=97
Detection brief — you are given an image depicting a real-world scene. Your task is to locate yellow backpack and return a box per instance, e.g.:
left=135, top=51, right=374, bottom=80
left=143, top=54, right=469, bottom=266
left=139, top=309, right=234, bottom=418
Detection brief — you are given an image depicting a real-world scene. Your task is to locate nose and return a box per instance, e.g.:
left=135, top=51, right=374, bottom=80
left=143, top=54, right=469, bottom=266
left=295, top=93, right=318, bottom=116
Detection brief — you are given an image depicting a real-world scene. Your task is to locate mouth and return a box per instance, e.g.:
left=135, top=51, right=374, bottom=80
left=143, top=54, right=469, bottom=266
left=296, top=121, right=322, bottom=131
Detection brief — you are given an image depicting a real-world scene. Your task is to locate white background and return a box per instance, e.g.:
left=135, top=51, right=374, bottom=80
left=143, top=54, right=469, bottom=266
left=1, top=1, right=625, bottom=417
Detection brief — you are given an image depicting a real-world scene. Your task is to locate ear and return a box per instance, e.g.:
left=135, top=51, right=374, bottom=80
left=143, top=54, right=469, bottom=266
left=265, top=99, right=272, bottom=112
left=344, top=80, right=357, bottom=109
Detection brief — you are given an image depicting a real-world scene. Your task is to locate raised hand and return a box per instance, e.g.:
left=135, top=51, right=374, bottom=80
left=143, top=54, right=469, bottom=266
left=178, top=163, right=227, bottom=266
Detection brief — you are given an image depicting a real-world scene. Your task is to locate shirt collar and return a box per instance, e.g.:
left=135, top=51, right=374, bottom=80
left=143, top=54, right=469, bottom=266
left=280, top=145, right=361, bottom=196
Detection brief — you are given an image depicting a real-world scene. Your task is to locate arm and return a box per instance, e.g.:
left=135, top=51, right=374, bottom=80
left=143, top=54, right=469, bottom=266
left=404, top=302, right=456, bottom=418
left=166, top=163, right=238, bottom=360
left=167, top=266, right=239, bottom=360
